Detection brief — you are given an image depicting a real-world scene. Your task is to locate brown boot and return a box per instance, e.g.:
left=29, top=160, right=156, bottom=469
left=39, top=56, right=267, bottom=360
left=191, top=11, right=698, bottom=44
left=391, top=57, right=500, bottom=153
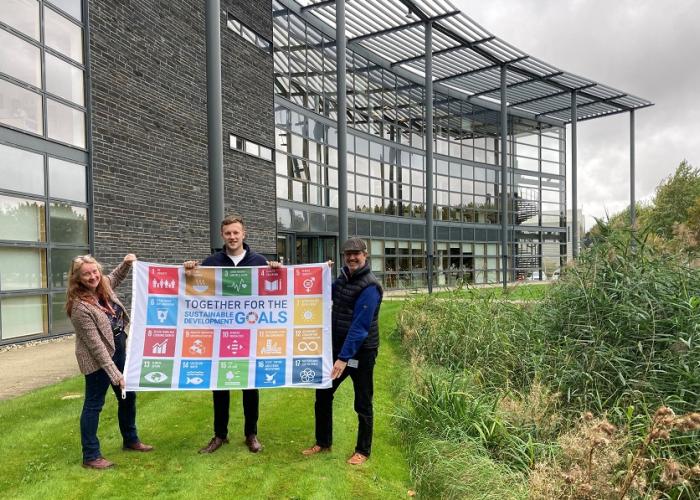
left=245, top=434, right=262, bottom=453
left=123, top=441, right=154, bottom=452
left=347, top=452, right=368, bottom=465
left=82, top=457, right=114, bottom=469
left=302, top=444, right=331, bottom=456
left=199, top=436, right=229, bottom=454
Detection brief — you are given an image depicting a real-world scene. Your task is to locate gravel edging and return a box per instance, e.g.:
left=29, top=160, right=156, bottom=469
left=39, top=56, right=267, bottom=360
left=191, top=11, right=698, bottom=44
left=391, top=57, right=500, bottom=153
left=0, top=334, right=75, bottom=354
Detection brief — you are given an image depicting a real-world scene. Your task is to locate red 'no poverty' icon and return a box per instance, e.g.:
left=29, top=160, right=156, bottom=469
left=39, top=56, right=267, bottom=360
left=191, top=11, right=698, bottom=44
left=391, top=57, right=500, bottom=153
left=148, top=267, right=179, bottom=295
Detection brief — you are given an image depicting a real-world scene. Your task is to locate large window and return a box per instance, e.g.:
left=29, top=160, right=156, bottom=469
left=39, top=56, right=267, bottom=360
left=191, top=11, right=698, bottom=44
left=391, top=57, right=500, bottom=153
left=0, top=0, right=86, bottom=148
left=0, top=142, right=88, bottom=342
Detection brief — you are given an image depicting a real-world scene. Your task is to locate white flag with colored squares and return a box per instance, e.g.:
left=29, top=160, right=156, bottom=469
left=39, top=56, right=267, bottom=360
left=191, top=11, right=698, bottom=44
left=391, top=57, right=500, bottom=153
left=124, top=261, right=333, bottom=391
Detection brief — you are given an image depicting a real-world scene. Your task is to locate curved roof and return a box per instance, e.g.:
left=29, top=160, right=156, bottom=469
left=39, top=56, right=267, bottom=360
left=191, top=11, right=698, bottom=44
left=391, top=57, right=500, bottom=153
left=283, top=0, right=652, bottom=123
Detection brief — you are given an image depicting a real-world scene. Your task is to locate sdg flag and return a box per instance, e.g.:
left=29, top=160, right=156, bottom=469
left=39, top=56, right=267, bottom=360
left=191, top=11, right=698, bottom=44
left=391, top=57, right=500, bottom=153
left=124, top=261, right=332, bottom=391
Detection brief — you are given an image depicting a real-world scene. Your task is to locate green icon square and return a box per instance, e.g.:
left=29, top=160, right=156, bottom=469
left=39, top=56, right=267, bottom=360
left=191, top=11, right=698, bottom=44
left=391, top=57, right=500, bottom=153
left=139, top=359, right=174, bottom=388
left=222, top=269, right=252, bottom=296
left=217, top=360, right=249, bottom=388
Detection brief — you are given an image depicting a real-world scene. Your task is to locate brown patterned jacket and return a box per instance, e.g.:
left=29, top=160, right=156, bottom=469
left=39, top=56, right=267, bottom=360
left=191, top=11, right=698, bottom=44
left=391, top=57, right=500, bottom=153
left=70, top=260, right=132, bottom=384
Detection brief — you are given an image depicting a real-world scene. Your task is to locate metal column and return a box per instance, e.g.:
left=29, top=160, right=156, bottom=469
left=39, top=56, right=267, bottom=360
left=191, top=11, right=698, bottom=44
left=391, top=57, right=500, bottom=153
left=205, top=0, right=224, bottom=252
left=500, top=65, right=508, bottom=288
left=336, top=0, right=348, bottom=252
left=630, top=109, right=636, bottom=230
left=425, top=21, right=434, bottom=293
left=571, top=91, right=578, bottom=258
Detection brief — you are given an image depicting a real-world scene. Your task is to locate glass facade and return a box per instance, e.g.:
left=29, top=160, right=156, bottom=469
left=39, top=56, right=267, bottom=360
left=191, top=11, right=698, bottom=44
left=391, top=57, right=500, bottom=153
left=271, top=2, right=566, bottom=287
left=0, top=0, right=88, bottom=343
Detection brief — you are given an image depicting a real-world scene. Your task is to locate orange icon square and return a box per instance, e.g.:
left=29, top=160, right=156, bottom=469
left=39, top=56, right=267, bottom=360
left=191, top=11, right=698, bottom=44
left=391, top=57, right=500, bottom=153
left=256, top=328, right=287, bottom=357
left=185, top=268, right=216, bottom=296
left=293, top=328, right=323, bottom=356
left=181, top=329, right=214, bottom=358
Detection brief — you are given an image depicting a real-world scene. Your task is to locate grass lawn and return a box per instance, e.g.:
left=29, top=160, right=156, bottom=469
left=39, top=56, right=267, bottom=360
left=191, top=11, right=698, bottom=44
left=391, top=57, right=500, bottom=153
left=0, top=301, right=411, bottom=499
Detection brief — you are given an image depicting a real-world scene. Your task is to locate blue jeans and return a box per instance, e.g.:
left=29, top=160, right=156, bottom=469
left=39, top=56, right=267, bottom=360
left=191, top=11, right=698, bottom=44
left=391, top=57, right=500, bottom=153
left=80, top=344, right=139, bottom=461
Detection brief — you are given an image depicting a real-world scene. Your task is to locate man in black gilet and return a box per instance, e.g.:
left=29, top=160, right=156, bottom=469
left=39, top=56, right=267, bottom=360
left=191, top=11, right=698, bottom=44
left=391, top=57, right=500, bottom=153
left=302, top=237, right=383, bottom=465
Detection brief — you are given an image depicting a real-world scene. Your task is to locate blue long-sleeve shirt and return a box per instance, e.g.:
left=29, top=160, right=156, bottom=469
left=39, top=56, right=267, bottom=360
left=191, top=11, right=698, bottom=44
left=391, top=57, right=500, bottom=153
left=337, top=284, right=381, bottom=361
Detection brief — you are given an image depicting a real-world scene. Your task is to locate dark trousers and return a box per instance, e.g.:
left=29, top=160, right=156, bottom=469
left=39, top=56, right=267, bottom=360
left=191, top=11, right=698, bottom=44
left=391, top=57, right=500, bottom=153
left=80, top=345, right=138, bottom=462
left=212, top=389, right=259, bottom=439
left=314, top=349, right=377, bottom=457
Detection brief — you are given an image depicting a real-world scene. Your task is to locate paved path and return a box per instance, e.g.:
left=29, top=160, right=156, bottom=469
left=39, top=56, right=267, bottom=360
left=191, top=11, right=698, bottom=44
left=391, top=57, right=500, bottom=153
left=0, top=336, right=80, bottom=400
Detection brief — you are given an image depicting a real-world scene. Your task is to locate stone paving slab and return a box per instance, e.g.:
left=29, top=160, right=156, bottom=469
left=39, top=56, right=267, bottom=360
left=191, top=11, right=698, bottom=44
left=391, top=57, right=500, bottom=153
left=0, top=335, right=80, bottom=400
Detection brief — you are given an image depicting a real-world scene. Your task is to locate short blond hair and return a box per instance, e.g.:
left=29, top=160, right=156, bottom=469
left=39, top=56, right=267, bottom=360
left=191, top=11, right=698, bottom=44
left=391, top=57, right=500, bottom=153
left=221, top=215, right=245, bottom=230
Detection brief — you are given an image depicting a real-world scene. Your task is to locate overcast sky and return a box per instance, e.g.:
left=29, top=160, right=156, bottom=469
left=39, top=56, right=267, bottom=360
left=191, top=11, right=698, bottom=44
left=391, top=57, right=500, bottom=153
left=455, top=0, right=700, bottom=228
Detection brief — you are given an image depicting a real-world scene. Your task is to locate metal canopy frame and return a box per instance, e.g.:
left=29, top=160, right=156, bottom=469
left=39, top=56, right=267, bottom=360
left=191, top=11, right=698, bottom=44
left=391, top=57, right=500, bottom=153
left=284, top=0, right=652, bottom=123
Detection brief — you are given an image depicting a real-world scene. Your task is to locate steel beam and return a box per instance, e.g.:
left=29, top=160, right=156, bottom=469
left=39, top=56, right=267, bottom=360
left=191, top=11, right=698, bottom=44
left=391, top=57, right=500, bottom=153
left=206, top=0, right=224, bottom=252
left=336, top=0, right=348, bottom=252
left=425, top=21, right=434, bottom=293
left=500, top=65, right=508, bottom=288
left=630, top=109, right=636, bottom=231
left=571, top=91, right=578, bottom=259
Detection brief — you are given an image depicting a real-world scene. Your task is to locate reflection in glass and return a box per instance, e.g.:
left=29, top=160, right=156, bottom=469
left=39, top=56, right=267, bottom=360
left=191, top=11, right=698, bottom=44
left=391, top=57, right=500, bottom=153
left=44, top=6, right=83, bottom=63
left=50, top=293, right=72, bottom=333
left=45, top=52, right=84, bottom=105
left=0, top=195, right=45, bottom=241
left=0, top=294, right=47, bottom=339
left=47, top=99, right=85, bottom=148
left=49, top=202, right=87, bottom=244
left=49, top=157, right=86, bottom=201
left=0, top=29, right=41, bottom=87
left=0, top=143, right=44, bottom=195
left=0, top=0, right=39, bottom=40
left=47, top=0, right=82, bottom=20
left=0, top=247, right=46, bottom=290
left=0, top=79, right=42, bottom=134
left=50, top=247, right=86, bottom=287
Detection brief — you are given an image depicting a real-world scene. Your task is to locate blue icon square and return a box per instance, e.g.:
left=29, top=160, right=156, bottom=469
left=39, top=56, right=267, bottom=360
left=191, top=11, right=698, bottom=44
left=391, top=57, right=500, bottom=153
left=178, top=360, right=211, bottom=389
left=255, top=359, right=286, bottom=388
left=146, top=296, right=178, bottom=326
left=292, top=357, right=323, bottom=385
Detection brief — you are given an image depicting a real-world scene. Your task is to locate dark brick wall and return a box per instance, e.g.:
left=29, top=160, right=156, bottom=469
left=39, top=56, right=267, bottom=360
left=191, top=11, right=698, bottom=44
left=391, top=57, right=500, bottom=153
left=221, top=0, right=276, bottom=255
left=88, top=0, right=276, bottom=299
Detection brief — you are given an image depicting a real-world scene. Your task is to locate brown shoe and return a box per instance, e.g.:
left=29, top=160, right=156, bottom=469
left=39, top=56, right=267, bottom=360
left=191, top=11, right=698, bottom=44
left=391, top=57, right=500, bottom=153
left=245, top=434, right=262, bottom=453
left=198, top=436, right=229, bottom=454
left=123, top=441, right=154, bottom=452
left=82, top=457, right=114, bottom=469
left=302, top=444, right=331, bottom=456
left=347, top=452, right=368, bottom=465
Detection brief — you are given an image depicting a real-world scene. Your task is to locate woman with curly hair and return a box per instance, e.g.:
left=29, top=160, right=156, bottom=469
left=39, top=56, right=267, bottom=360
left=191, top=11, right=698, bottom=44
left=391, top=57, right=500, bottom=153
left=66, top=253, right=153, bottom=469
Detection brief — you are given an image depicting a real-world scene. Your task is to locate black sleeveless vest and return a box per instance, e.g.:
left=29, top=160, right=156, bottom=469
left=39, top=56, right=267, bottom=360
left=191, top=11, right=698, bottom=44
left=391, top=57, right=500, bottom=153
left=331, top=264, right=383, bottom=354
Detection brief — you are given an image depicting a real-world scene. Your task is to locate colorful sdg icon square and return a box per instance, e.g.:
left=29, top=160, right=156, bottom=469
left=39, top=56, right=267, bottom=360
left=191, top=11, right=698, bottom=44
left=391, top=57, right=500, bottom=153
left=258, top=268, right=287, bottom=296
left=255, top=359, right=286, bottom=388
left=148, top=266, right=179, bottom=295
left=222, top=268, right=252, bottom=296
left=293, top=328, right=322, bottom=356
left=178, top=360, right=212, bottom=389
left=181, top=329, right=214, bottom=358
left=139, top=359, right=174, bottom=388
left=185, top=267, right=216, bottom=296
left=256, top=328, right=287, bottom=357
left=216, top=360, right=249, bottom=389
left=293, top=298, right=323, bottom=326
left=146, top=296, right=178, bottom=326
left=142, top=328, right=177, bottom=357
left=292, top=357, right=323, bottom=385
left=293, top=266, right=323, bottom=295
left=219, top=329, right=250, bottom=358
